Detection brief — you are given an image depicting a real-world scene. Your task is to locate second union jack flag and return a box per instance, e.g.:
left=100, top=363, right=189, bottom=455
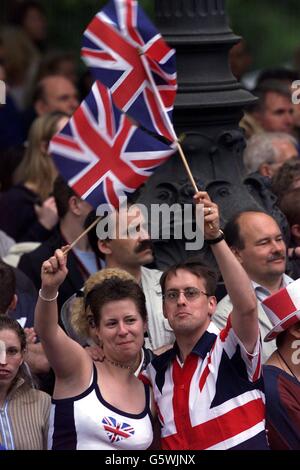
left=49, top=81, right=175, bottom=209
left=102, top=416, right=135, bottom=443
left=81, top=0, right=177, bottom=142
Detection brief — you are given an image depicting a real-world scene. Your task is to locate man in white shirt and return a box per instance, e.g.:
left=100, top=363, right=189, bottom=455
left=62, top=203, right=174, bottom=352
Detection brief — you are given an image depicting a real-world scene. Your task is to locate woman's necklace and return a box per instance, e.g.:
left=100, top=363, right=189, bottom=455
left=104, top=357, right=132, bottom=370
left=277, top=349, right=299, bottom=382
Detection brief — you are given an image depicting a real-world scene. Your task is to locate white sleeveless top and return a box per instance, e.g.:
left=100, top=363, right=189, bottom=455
left=48, top=365, right=153, bottom=450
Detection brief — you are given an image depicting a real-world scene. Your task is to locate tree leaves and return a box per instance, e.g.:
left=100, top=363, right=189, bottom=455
left=227, top=0, right=300, bottom=69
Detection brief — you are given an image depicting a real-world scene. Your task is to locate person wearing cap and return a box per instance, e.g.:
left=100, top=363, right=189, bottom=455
left=261, top=279, right=300, bottom=450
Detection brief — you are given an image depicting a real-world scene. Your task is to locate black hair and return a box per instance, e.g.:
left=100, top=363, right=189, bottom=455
left=84, top=210, right=102, bottom=259
left=257, top=68, right=300, bottom=87
left=85, top=277, right=147, bottom=327
left=0, top=315, right=26, bottom=351
left=279, top=188, right=300, bottom=227
left=53, top=175, right=77, bottom=219
left=224, top=209, right=266, bottom=249
left=10, top=1, right=46, bottom=26
left=0, top=315, right=34, bottom=388
left=160, top=260, right=217, bottom=296
left=0, top=145, right=26, bottom=192
left=253, top=80, right=291, bottom=113
left=272, top=158, right=300, bottom=202
left=33, top=79, right=46, bottom=104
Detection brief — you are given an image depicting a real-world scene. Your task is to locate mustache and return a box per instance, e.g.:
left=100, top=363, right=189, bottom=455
left=267, top=253, right=286, bottom=262
left=134, top=239, right=153, bottom=254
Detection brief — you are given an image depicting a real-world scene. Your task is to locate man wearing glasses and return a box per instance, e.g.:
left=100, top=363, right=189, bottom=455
left=142, top=191, right=269, bottom=450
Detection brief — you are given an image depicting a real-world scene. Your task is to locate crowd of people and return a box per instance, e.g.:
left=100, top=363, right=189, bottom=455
left=0, top=0, right=300, bottom=452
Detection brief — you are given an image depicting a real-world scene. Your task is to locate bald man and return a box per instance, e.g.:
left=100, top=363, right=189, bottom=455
left=34, top=75, right=79, bottom=116
left=213, top=210, right=293, bottom=362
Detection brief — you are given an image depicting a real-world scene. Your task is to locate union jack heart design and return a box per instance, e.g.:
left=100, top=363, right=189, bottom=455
left=102, top=416, right=135, bottom=443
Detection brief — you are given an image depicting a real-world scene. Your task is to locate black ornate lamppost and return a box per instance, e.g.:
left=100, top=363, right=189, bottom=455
left=138, top=0, right=284, bottom=269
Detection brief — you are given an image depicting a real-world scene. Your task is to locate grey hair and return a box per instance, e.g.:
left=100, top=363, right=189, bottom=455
left=243, top=132, right=297, bottom=174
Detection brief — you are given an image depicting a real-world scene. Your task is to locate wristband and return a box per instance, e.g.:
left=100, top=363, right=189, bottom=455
left=39, top=289, right=59, bottom=302
left=205, top=229, right=225, bottom=245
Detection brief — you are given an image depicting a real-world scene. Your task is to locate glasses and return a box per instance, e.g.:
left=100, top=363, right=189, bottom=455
left=163, top=287, right=209, bottom=303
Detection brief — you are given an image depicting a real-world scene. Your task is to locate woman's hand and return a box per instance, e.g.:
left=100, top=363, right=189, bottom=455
left=40, top=247, right=69, bottom=295
left=35, top=196, right=58, bottom=230
left=194, top=191, right=220, bottom=240
left=85, top=344, right=105, bottom=362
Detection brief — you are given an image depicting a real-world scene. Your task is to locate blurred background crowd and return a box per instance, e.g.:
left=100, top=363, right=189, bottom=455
left=0, top=0, right=300, bottom=451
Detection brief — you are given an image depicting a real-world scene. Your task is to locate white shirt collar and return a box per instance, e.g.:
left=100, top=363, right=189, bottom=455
left=252, top=274, right=293, bottom=302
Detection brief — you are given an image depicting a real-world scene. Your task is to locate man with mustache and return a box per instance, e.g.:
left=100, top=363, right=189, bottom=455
left=62, top=204, right=174, bottom=352
left=213, top=210, right=293, bottom=361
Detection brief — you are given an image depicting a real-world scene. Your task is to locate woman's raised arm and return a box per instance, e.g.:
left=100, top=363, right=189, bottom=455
left=34, top=248, right=90, bottom=380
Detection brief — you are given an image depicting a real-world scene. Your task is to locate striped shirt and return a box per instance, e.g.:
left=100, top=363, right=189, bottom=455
left=0, top=378, right=50, bottom=450
left=143, top=318, right=269, bottom=450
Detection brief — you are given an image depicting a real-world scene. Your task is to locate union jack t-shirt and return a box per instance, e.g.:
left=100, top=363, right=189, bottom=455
left=142, top=318, right=269, bottom=450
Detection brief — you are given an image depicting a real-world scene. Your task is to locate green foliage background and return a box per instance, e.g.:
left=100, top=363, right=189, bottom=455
left=43, top=0, right=153, bottom=62
left=227, top=0, right=300, bottom=69
left=2, top=1, right=299, bottom=71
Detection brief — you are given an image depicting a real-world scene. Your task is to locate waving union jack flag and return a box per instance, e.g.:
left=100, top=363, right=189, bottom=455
left=102, top=416, right=135, bottom=443
left=49, top=81, right=175, bottom=209
left=81, top=0, right=177, bottom=142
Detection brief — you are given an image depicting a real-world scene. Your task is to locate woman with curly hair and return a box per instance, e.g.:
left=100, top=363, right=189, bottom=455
left=61, top=267, right=155, bottom=374
left=271, top=156, right=300, bottom=203
left=35, top=250, right=156, bottom=450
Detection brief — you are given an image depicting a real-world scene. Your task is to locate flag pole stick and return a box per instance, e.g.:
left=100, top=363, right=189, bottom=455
left=60, top=51, right=207, bottom=256
left=139, top=52, right=216, bottom=229
left=139, top=52, right=199, bottom=193
left=176, top=141, right=199, bottom=193
left=63, top=216, right=101, bottom=254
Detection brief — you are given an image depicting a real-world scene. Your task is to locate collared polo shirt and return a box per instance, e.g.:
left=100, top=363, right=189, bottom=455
left=143, top=318, right=269, bottom=450
left=252, top=273, right=293, bottom=302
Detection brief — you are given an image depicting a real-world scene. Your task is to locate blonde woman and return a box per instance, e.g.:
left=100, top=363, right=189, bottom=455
left=0, top=112, right=68, bottom=242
